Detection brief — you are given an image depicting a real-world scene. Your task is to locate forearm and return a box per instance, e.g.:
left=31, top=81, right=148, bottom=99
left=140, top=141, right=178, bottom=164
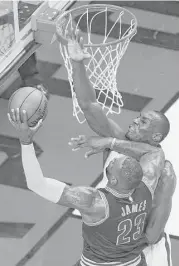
left=21, top=143, right=66, bottom=203
left=72, top=61, right=96, bottom=106
left=145, top=199, right=172, bottom=244
left=72, top=62, right=124, bottom=138
left=21, top=143, right=46, bottom=189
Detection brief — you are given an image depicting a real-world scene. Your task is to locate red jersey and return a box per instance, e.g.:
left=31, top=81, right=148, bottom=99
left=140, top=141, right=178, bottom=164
left=81, top=182, right=152, bottom=266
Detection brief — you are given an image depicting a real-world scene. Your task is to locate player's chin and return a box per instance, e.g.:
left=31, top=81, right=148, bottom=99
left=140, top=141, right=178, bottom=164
left=125, top=131, right=133, bottom=140
left=126, top=131, right=139, bottom=142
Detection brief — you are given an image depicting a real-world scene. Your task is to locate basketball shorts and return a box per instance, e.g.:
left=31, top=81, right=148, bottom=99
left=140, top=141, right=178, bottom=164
left=73, top=234, right=172, bottom=266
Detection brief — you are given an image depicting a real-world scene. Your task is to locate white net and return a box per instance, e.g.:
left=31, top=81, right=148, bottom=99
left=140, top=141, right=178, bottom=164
left=55, top=4, right=137, bottom=123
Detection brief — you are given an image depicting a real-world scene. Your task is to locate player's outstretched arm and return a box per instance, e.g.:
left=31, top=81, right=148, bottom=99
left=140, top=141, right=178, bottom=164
left=70, top=135, right=165, bottom=189
left=7, top=108, right=66, bottom=202
left=21, top=143, right=105, bottom=219
left=7, top=109, right=106, bottom=218
left=145, top=160, right=176, bottom=244
left=69, top=135, right=164, bottom=161
left=67, top=29, right=124, bottom=138
left=21, top=141, right=104, bottom=214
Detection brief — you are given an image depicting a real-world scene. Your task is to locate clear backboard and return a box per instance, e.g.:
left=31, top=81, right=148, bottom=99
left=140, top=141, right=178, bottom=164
left=0, top=0, right=74, bottom=93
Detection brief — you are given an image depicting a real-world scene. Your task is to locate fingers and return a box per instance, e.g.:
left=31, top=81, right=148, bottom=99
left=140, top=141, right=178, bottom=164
left=68, top=135, right=87, bottom=152
left=72, top=147, right=80, bottom=152
left=22, top=110, right=28, bottom=124
left=65, top=29, right=71, bottom=40
left=31, top=119, right=43, bottom=131
left=79, top=36, right=84, bottom=49
left=11, top=109, right=17, bottom=122
left=85, top=149, right=97, bottom=159
left=16, top=108, right=20, bottom=123
left=75, top=29, right=81, bottom=43
left=7, top=112, right=15, bottom=126
left=71, top=27, right=76, bottom=40
left=8, top=108, right=29, bottom=125
left=9, top=108, right=21, bottom=123
left=65, top=27, right=76, bottom=41
left=69, top=135, right=86, bottom=145
left=66, top=27, right=83, bottom=44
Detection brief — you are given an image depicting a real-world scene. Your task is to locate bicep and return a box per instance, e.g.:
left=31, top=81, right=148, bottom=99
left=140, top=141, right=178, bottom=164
left=58, top=186, right=100, bottom=212
left=83, top=102, right=124, bottom=138
left=140, top=150, right=165, bottom=195
left=153, top=160, right=176, bottom=204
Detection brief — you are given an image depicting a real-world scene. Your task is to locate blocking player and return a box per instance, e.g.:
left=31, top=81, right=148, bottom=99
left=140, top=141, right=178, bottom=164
left=70, top=135, right=176, bottom=244
left=8, top=108, right=154, bottom=266
left=65, top=29, right=176, bottom=265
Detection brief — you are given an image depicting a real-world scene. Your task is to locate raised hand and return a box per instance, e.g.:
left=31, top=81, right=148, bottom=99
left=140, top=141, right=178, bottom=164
left=7, top=108, right=43, bottom=144
left=68, top=135, right=112, bottom=158
left=66, top=28, right=91, bottom=61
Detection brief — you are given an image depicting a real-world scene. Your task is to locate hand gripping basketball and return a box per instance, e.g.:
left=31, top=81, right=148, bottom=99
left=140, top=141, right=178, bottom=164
left=7, top=108, right=43, bottom=145
left=66, top=28, right=90, bottom=62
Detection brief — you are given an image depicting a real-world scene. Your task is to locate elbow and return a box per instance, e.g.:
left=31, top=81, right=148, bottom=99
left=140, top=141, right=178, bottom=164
left=27, top=182, right=37, bottom=192
left=26, top=180, right=43, bottom=193
left=145, top=230, right=162, bottom=245
left=146, top=236, right=157, bottom=245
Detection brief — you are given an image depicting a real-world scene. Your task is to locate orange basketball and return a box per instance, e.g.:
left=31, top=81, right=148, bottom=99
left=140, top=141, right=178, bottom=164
left=8, top=87, right=48, bottom=127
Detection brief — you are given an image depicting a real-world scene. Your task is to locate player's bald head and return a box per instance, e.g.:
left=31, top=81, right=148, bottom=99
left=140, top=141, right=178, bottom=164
left=151, top=111, right=170, bottom=141
left=106, top=156, right=143, bottom=190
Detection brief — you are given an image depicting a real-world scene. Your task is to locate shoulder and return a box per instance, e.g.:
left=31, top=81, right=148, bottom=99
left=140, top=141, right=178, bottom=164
left=155, top=160, right=177, bottom=198
left=140, top=148, right=165, bottom=174
left=141, top=147, right=164, bottom=162
left=141, top=148, right=165, bottom=196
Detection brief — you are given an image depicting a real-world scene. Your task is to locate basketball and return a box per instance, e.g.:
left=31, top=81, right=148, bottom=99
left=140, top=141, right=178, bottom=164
left=8, top=87, right=48, bottom=127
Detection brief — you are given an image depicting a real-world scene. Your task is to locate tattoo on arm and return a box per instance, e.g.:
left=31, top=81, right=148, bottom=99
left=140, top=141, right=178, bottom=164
left=59, top=186, right=102, bottom=212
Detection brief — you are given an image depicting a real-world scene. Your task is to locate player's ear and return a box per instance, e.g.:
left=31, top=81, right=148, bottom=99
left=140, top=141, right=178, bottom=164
left=110, top=176, right=118, bottom=186
left=152, top=133, right=163, bottom=142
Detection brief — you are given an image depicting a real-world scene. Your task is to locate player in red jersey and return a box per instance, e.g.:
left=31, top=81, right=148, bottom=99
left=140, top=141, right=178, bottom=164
left=9, top=109, right=154, bottom=266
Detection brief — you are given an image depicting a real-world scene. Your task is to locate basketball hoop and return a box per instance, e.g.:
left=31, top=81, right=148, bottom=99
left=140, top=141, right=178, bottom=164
left=54, top=4, right=137, bottom=123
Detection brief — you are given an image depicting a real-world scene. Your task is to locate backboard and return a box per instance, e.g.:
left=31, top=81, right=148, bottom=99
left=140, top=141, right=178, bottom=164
left=0, top=0, right=74, bottom=94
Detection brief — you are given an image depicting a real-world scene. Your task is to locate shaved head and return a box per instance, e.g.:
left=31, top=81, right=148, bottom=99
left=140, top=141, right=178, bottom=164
left=106, top=156, right=143, bottom=190
left=152, top=111, right=170, bottom=141
left=126, top=110, right=170, bottom=145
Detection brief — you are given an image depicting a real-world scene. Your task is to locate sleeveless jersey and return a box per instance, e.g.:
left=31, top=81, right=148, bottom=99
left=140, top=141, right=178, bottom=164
left=81, top=152, right=153, bottom=266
